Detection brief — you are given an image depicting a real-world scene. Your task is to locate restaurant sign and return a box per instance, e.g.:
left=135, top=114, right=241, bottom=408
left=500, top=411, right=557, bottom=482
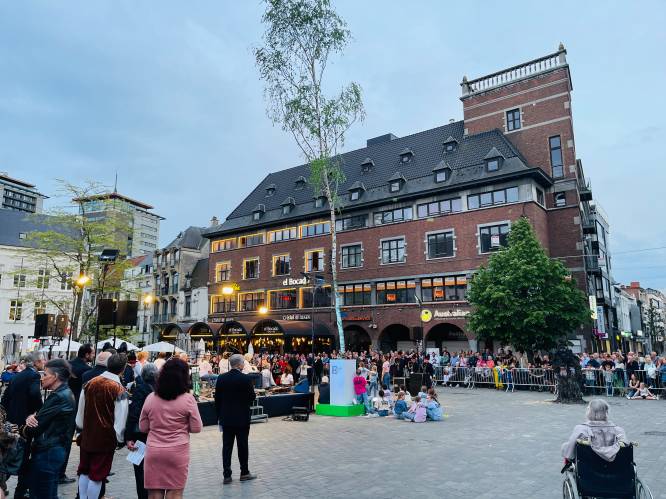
left=282, top=277, right=309, bottom=286
left=282, top=313, right=311, bottom=321
left=432, top=309, right=469, bottom=319
left=342, top=314, right=372, bottom=322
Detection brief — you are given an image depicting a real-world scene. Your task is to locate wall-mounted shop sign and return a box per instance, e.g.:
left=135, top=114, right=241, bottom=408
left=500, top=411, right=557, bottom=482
left=282, top=313, right=311, bottom=321
left=432, top=309, right=469, bottom=319
left=210, top=317, right=236, bottom=323
left=282, top=277, right=308, bottom=286
left=342, top=314, right=372, bottom=322
left=226, top=326, right=245, bottom=334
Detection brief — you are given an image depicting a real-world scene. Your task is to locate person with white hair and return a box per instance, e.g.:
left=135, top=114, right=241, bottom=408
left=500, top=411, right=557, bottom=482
left=561, top=399, right=628, bottom=462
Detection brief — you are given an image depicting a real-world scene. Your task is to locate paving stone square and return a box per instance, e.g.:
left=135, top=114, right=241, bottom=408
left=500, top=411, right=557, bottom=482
left=10, top=387, right=665, bottom=498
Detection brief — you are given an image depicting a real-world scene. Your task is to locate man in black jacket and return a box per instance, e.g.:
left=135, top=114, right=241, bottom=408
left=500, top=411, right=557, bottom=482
left=0, top=351, right=45, bottom=499
left=22, top=358, right=76, bottom=498
left=215, top=354, right=257, bottom=485
left=81, top=351, right=111, bottom=385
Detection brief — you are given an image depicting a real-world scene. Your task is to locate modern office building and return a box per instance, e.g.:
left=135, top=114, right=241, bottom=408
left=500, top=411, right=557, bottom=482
left=0, top=172, right=47, bottom=214
left=202, top=44, right=606, bottom=353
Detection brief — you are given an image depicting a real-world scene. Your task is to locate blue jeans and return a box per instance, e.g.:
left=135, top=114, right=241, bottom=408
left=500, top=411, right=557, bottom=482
left=606, top=382, right=613, bottom=397
left=382, top=373, right=391, bottom=389
left=367, top=381, right=378, bottom=399
left=29, top=445, right=65, bottom=499
left=356, top=393, right=372, bottom=414
left=403, top=411, right=416, bottom=421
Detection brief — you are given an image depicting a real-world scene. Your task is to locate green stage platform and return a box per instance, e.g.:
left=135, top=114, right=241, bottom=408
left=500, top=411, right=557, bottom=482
left=315, top=403, right=365, bottom=417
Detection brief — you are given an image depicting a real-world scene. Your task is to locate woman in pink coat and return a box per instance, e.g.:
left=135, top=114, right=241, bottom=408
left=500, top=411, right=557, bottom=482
left=139, top=358, right=203, bottom=499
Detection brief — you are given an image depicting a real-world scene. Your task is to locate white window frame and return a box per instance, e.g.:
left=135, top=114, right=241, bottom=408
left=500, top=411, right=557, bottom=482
left=424, top=229, right=456, bottom=261
left=476, top=220, right=511, bottom=255
left=379, top=236, right=407, bottom=265
left=305, top=248, right=326, bottom=272
left=340, top=242, right=364, bottom=269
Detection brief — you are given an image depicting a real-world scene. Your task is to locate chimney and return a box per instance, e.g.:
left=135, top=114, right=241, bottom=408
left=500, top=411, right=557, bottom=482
left=210, top=216, right=219, bottom=227
left=630, top=281, right=640, bottom=289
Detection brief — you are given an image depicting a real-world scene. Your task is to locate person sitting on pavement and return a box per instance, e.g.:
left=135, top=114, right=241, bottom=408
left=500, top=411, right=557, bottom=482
left=372, top=390, right=391, bottom=417
left=402, top=396, right=427, bottom=423
left=561, top=399, right=628, bottom=463
left=393, top=391, right=408, bottom=419
left=425, top=388, right=443, bottom=421
left=630, top=382, right=657, bottom=400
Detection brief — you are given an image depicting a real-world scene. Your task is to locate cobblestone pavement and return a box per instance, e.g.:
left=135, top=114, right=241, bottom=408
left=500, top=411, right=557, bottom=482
left=8, top=387, right=665, bottom=498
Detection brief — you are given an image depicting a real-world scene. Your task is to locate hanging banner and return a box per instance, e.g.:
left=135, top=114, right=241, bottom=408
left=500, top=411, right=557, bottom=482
left=596, top=306, right=607, bottom=339
left=589, top=296, right=597, bottom=320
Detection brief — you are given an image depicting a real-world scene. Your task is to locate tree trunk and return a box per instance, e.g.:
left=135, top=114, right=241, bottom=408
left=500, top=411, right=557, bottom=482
left=325, top=182, right=345, bottom=353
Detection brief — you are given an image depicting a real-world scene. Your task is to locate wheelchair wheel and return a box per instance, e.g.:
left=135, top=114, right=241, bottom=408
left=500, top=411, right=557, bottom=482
left=635, top=478, right=654, bottom=499
left=562, top=472, right=578, bottom=499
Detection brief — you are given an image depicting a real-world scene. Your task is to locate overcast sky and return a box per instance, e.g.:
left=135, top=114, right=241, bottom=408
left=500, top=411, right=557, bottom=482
left=2, top=1, right=665, bottom=289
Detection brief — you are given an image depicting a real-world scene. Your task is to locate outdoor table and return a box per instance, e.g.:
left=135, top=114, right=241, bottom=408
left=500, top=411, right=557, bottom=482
left=197, top=392, right=315, bottom=426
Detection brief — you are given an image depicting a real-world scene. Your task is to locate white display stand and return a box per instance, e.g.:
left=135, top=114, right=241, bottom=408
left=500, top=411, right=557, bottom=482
left=329, top=359, right=357, bottom=406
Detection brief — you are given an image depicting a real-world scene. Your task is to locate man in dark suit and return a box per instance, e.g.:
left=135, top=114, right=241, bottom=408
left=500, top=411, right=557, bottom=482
left=215, top=354, right=256, bottom=485
left=0, top=351, right=45, bottom=499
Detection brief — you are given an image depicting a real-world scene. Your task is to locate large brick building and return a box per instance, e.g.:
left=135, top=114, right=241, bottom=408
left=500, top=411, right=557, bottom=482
left=201, top=45, right=603, bottom=354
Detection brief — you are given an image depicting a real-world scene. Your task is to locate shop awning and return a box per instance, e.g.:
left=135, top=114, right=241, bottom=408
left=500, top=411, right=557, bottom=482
left=217, top=320, right=254, bottom=338
left=251, top=319, right=332, bottom=337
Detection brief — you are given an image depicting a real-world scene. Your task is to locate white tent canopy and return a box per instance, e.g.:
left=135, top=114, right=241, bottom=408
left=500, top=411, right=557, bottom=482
left=97, top=338, right=139, bottom=351
left=141, top=341, right=184, bottom=353
left=39, top=340, right=82, bottom=353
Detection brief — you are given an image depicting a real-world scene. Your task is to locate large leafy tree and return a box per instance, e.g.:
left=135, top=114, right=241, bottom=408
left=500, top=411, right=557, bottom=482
left=254, top=0, right=365, bottom=352
left=467, top=217, right=591, bottom=354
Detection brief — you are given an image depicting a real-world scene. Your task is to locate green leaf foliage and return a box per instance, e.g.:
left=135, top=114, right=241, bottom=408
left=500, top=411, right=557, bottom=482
left=467, top=217, right=591, bottom=354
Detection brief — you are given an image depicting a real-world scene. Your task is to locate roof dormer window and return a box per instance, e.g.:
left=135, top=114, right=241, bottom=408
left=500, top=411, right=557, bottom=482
left=399, top=148, right=414, bottom=164
left=348, top=181, right=366, bottom=202
left=294, top=176, right=307, bottom=190
left=281, top=197, right=295, bottom=215
left=443, top=136, right=458, bottom=153
left=433, top=162, right=452, bottom=183
left=483, top=147, right=505, bottom=173
left=388, top=172, right=405, bottom=193
left=252, top=204, right=266, bottom=221
left=361, top=158, right=374, bottom=173
left=265, top=184, right=276, bottom=197
left=314, top=196, right=326, bottom=208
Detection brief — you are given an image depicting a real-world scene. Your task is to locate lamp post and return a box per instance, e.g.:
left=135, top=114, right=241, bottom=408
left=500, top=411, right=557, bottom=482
left=65, top=273, right=91, bottom=358
left=142, top=294, right=154, bottom=347
left=221, top=286, right=234, bottom=354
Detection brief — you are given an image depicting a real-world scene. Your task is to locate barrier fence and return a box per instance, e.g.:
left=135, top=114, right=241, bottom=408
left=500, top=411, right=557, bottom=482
left=430, top=366, right=665, bottom=396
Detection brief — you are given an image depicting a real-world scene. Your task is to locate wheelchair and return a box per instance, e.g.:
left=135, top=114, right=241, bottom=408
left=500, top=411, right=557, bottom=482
left=561, top=440, right=653, bottom=498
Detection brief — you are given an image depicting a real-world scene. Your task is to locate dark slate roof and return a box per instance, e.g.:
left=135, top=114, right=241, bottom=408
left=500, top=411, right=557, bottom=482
left=164, top=226, right=207, bottom=251
left=206, top=120, right=547, bottom=237
left=189, top=257, right=209, bottom=288
left=0, top=209, right=77, bottom=248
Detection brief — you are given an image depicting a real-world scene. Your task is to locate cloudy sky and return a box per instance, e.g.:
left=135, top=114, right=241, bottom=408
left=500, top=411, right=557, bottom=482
left=2, top=1, right=665, bottom=289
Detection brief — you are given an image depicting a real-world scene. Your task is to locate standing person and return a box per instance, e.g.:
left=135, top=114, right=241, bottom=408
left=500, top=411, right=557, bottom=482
left=81, top=351, right=111, bottom=385
left=60, top=344, right=94, bottom=486
left=353, top=369, right=371, bottom=414
left=134, top=351, right=149, bottom=379
left=381, top=356, right=391, bottom=390
left=75, top=354, right=129, bottom=499
left=154, top=352, right=167, bottom=371
left=0, top=351, right=45, bottom=499
left=214, top=354, right=257, bottom=485
left=125, top=363, right=158, bottom=499
left=423, top=357, right=434, bottom=389
left=21, top=359, right=76, bottom=499
left=139, top=360, right=202, bottom=499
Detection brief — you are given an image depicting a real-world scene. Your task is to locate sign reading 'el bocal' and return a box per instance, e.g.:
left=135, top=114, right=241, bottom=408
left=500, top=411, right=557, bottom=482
left=282, top=277, right=309, bottom=286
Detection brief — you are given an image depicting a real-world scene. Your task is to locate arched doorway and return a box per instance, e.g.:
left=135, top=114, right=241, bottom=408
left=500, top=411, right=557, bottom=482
left=378, top=324, right=411, bottom=353
left=252, top=319, right=284, bottom=353
left=344, top=325, right=372, bottom=353
left=425, top=323, right=469, bottom=353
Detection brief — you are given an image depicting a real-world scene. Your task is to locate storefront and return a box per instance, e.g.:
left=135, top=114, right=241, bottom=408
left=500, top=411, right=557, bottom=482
left=250, top=318, right=334, bottom=354
left=218, top=321, right=253, bottom=354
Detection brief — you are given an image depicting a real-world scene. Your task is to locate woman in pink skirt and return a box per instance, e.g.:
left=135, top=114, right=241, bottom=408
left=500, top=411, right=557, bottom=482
left=139, top=358, right=203, bottom=499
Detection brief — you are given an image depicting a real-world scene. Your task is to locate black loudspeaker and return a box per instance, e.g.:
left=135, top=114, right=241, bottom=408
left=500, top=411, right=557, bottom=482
left=98, top=299, right=115, bottom=326
left=408, top=373, right=424, bottom=397
left=34, top=314, right=55, bottom=339
left=413, top=326, right=423, bottom=341
left=116, top=300, right=138, bottom=327
left=291, top=406, right=309, bottom=422
left=54, top=315, right=69, bottom=338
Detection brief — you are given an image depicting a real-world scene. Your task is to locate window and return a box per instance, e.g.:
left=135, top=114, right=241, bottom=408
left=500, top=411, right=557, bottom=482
left=506, top=108, right=521, bottom=131
left=172, top=273, right=179, bottom=293
left=216, top=262, right=231, bottom=282
left=170, top=299, right=177, bottom=315
left=479, top=223, right=510, bottom=253
left=350, top=190, right=360, bottom=201
left=435, top=168, right=451, bottom=183
left=295, top=177, right=307, bottom=189
left=269, top=227, right=297, bottom=243
left=211, top=295, right=236, bottom=314
left=239, top=233, right=264, bottom=247
left=60, top=272, right=73, bottom=290
left=335, top=215, right=368, bottom=232
left=305, top=250, right=325, bottom=272
left=270, top=289, right=297, bottom=310
left=282, top=204, right=292, bottom=215
left=341, top=244, right=362, bottom=268
left=549, top=135, right=564, bottom=178
left=301, top=222, right=330, bottom=238
left=302, top=286, right=332, bottom=308
left=427, top=231, right=454, bottom=259
left=374, top=207, right=412, bottom=225
left=381, top=238, right=406, bottom=264
left=554, top=192, right=566, bottom=207
left=265, top=186, right=275, bottom=197
left=35, top=269, right=50, bottom=289
left=273, top=255, right=291, bottom=276
left=239, top=292, right=264, bottom=312
left=468, top=187, right=518, bottom=210
left=376, top=280, right=415, bottom=304
left=389, top=180, right=401, bottom=192
left=34, top=300, right=47, bottom=316
left=243, top=258, right=259, bottom=279
left=315, top=197, right=326, bottom=208
left=253, top=211, right=262, bottom=221
left=536, top=188, right=545, bottom=206
left=13, top=273, right=26, bottom=288
left=185, top=296, right=191, bottom=317
left=421, top=276, right=467, bottom=302
left=9, top=300, right=22, bottom=320
left=486, top=159, right=500, bottom=172
left=417, top=198, right=462, bottom=218
left=361, top=158, right=374, bottom=172
left=341, top=283, right=371, bottom=306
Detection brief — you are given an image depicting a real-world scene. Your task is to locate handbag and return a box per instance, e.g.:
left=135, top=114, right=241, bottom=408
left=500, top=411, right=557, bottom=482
left=0, top=435, right=26, bottom=476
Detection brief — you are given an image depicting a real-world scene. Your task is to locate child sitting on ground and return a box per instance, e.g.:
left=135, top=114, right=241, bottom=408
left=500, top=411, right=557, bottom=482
left=630, top=382, right=657, bottom=400
left=372, top=390, right=391, bottom=417
left=399, top=385, right=412, bottom=405
left=393, top=391, right=408, bottom=419
left=402, top=395, right=427, bottom=423
left=425, top=388, right=443, bottom=421
left=417, top=385, right=428, bottom=400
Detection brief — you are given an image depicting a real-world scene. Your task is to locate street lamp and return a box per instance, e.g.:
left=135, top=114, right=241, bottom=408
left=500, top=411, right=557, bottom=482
left=221, top=286, right=234, bottom=354
left=142, top=294, right=154, bottom=346
left=66, top=273, right=91, bottom=358
left=258, top=305, right=268, bottom=315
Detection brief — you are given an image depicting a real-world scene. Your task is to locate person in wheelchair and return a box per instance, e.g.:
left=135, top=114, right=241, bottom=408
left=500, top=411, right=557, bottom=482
left=561, top=399, right=627, bottom=463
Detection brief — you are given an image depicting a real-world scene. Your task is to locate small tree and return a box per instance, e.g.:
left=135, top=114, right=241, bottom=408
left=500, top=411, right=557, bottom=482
left=254, top=0, right=365, bottom=352
left=467, top=217, right=591, bottom=355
